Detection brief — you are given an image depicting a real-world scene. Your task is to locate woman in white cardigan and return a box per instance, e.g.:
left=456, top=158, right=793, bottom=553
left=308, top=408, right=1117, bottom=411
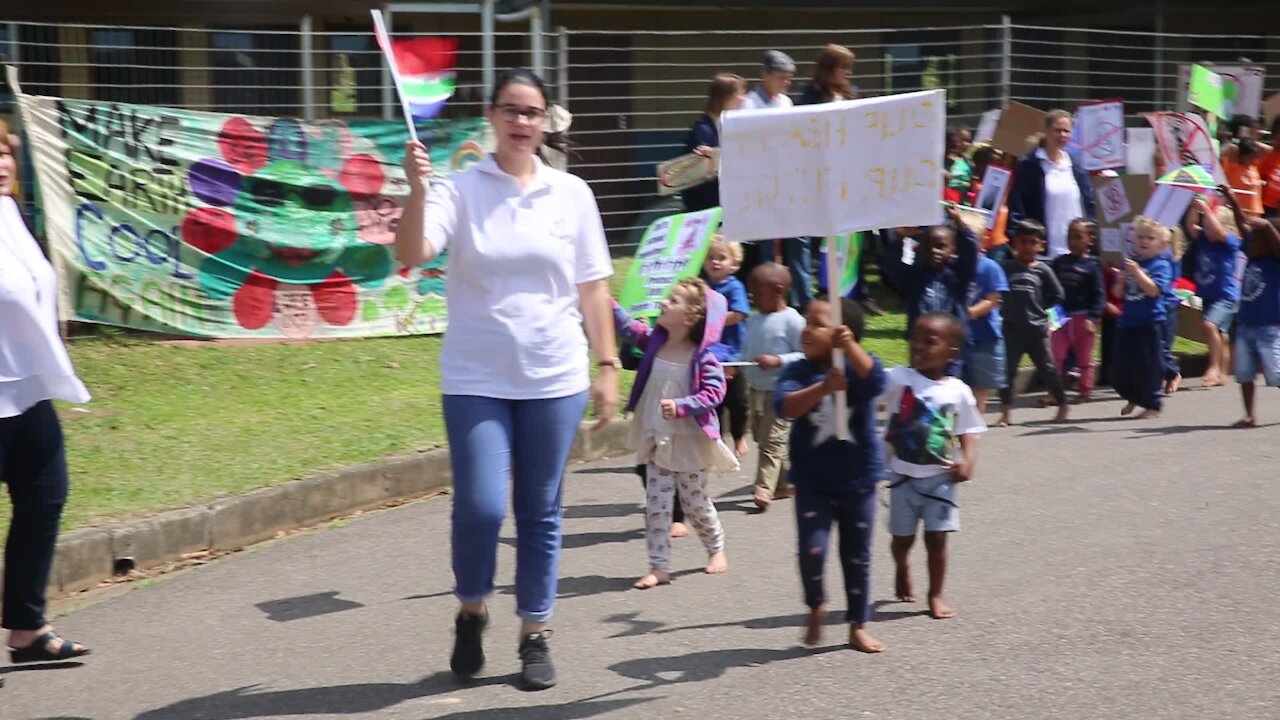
left=0, top=121, right=93, bottom=684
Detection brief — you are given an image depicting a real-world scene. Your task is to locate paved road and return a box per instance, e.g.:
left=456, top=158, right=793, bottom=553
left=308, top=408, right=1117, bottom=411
left=7, top=384, right=1280, bottom=720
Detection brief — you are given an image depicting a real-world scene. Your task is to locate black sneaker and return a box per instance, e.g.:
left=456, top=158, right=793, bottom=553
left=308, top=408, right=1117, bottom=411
left=518, top=630, right=556, bottom=691
left=450, top=611, right=487, bottom=679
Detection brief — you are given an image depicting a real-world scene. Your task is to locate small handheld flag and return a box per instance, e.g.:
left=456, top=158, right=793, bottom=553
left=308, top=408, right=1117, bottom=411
left=370, top=10, right=458, bottom=141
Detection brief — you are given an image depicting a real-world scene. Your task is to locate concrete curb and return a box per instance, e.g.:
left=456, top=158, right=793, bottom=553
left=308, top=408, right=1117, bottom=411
left=40, top=419, right=635, bottom=601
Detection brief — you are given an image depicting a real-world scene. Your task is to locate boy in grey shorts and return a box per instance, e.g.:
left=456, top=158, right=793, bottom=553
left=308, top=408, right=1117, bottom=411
left=882, top=313, right=987, bottom=620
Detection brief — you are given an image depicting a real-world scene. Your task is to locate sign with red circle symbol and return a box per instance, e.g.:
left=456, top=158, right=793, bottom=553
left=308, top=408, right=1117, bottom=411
left=1076, top=99, right=1126, bottom=172
left=1144, top=111, right=1216, bottom=172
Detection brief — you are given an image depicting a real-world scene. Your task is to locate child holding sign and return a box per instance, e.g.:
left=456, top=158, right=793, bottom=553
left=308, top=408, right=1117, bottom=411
left=1111, top=217, right=1175, bottom=419
left=776, top=298, right=887, bottom=653
left=1223, top=188, right=1280, bottom=427
left=613, top=279, right=738, bottom=589
left=1183, top=196, right=1242, bottom=388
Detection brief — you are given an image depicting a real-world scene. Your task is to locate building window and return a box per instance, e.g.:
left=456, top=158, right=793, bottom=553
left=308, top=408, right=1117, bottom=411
left=211, top=30, right=300, bottom=116
left=326, top=34, right=383, bottom=115
left=91, top=29, right=180, bottom=106
left=12, top=25, right=59, bottom=98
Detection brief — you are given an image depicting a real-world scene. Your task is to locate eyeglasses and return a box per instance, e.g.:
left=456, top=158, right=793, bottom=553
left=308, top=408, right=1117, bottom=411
left=494, top=104, right=548, bottom=124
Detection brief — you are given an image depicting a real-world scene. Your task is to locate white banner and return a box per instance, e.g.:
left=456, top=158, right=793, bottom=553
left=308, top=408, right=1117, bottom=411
left=718, top=89, right=946, bottom=242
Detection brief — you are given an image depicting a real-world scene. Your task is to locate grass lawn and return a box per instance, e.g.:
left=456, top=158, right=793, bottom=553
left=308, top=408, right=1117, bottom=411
left=1, top=257, right=1203, bottom=536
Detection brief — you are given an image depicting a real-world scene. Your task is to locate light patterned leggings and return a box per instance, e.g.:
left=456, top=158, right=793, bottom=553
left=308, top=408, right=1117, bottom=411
left=644, top=462, right=725, bottom=572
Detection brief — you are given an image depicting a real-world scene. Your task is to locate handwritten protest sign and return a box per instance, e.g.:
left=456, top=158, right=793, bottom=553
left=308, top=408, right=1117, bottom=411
left=974, top=166, right=1012, bottom=230
left=616, top=207, right=722, bottom=318
left=1091, top=174, right=1151, bottom=266
left=718, top=89, right=945, bottom=242
left=1075, top=99, right=1125, bottom=171
left=11, top=66, right=488, bottom=338
left=1145, top=112, right=1217, bottom=174
left=990, top=102, right=1047, bottom=158
left=1178, top=64, right=1265, bottom=119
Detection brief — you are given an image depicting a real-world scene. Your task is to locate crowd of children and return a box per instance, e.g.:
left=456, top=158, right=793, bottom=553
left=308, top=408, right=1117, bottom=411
left=609, top=65, right=1280, bottom=654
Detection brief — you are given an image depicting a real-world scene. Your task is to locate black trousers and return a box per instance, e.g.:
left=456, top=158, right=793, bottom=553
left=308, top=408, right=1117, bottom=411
left=1, top=400, right=69, bottom=630
left=717, top=371, right=747, bottom=443
left=1097, top=315, right=1116, bottom=387
left=999, top=325, right=1066, bottom=406
left=1113, top=324, right=1164, bottom=411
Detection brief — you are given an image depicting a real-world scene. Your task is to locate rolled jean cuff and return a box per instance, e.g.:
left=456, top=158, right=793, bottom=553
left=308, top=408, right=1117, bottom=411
left=455, top=589, right=490, bottom=607
left=517, top=606, right=554, bottom=623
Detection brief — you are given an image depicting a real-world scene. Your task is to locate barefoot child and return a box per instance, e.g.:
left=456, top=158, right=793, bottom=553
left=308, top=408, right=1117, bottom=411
left=964, top=251, right=1008, bottom=415
left=885, top=312, right=986, bottom=620
left=776, top=298, right=887, bottom=653
left=1111, top=217, right=1174, bottom=420
left=704, top=237, right=751, bottom=457
left=1051, top=218, right=1105, bottom=402
left=1183, top=196, right=1242, bottom=387
left=614, top=279, right=738, bottom=589
left=999, top=221, right=1068, bottom=425
left=1223, top=187, right=1280, bottom=427
left=742, top=263, right=806, bottom=511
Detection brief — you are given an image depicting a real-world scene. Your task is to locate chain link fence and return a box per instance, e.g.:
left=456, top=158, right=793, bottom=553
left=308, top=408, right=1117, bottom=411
left=3, top=19, right=1280, bottom=247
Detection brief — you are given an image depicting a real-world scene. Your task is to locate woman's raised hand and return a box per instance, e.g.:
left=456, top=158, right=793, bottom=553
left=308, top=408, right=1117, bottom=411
left=403, top=140, right=433, bottom=194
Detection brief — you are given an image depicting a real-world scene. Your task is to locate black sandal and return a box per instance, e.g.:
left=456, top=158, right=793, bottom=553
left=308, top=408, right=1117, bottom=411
left=9, top=631, right=91, bottom=663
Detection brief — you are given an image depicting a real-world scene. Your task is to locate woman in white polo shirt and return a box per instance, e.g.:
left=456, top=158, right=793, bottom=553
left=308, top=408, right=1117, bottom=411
left=394, top=69, right=618, bottom=691
left=1009, top=109, right=1098, bottom=258
left=0, top=121, right=93, bottom=683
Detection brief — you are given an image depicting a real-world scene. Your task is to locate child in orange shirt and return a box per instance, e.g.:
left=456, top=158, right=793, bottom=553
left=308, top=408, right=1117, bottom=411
left=1223, top=139, right=1266, bottom=218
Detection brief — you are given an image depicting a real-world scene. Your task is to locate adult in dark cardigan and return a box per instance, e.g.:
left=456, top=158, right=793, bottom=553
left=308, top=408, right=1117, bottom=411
left=680, top=73, right=747, bottom=214
left=1008, top=109, right=1097, bottom=259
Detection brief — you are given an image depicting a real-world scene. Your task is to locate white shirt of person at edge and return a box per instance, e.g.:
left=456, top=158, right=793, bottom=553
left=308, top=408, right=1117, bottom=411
left=421, top=154, right=614, bottom=401
left=1036, top=146, right=1083, bottom=259
left=741, top=86, right=793, bottom=111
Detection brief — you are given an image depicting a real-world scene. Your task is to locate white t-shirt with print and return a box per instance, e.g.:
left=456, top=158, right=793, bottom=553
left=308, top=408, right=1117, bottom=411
left=880, top=366, right=986, bottom=478
left=423, top=155, right=613, bottom=400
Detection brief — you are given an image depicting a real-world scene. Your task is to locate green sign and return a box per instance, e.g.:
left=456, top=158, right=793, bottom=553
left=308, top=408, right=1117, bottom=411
left=819, top=231, right=865, bottom=297
left=617, top=207, right=722, bottom=318
left=1187, top=64, right=1225, bottom=117
left=18, top=86, right=491, bottom=338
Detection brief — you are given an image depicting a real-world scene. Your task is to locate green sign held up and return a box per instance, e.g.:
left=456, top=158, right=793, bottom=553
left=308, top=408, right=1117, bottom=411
left=617, top=207, right=723, bottom=319
left=1187, top=64, right=1225, bottom=117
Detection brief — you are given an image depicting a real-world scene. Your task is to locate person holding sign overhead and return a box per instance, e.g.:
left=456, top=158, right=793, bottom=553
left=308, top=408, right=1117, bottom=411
left=681, top=74, right=748, bottom=214
left=394, top=69, right=618, bottom=691
left=1009, top=110, right=1097, bottom=258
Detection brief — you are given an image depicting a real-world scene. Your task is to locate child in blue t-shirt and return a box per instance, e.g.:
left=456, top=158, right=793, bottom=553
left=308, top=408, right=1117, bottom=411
left=1222, top=188, right=1280, bottom=427
left=963, top=252, right=1009, bottom=415
left=1183, top=197, right=1243, bottom=388
left=1112, top=217, right=1174, bottom=419
left=776, top=297, right=887, bottom=654
left=705, top=236, right=751, bottom=457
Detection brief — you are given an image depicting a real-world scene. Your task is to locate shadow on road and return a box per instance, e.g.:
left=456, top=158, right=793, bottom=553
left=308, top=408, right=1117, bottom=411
left=132, top=672, right=510, bottom=720
left=0, top=661, right=85, bottom=674
left=501, top=528, right=644, bottom=551
left=607, top=646, right=839, bottom=691
left=562, top=502, right=641, bottom=520
left=870, top=600, right=932, bottom=621
left=255, top=591, right=364, bottom=622
left=426, top=697, right=658, bottom=720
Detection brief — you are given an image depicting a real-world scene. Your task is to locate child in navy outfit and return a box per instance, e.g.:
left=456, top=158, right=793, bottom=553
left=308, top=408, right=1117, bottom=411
left=1112, top=217, right=1174, bottom=419
left=1183, top=196, right=1242, bottom=388
left=1221, top=188, right=1280, bottom=427
left=776, top=297, right=887, bottom=653
left=900, top=205, right=980, bottom=335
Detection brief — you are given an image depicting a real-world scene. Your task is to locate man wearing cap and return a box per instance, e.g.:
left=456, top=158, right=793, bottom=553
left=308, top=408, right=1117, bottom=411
left=742, top=50, right=795, bottom=111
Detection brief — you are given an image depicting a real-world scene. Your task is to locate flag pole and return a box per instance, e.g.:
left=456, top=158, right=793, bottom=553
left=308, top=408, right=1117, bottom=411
left=825, top=234, right=851, bottom=442
left=371, top=9, right=420, bottom=143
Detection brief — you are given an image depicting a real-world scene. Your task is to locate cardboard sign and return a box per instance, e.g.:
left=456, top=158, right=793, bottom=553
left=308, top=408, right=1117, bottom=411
left=718, top=89, right=946, bottom=242
left=1091, top=174, right=1151, bottom=266
left=1075, top=99, right=1126, bottom=171
left=990, top=102, right=1047, bottom=158
left=1264, top=94, right=1280, bottom=130
left=656, top=149, right=718, bottom=196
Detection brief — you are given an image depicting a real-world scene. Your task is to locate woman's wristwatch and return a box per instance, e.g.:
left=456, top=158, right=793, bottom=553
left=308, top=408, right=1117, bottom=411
left=597, top=358, right=622, bottom=369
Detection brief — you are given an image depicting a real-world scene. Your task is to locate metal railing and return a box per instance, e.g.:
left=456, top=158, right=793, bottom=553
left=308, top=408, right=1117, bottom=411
left=3, top=18, right=1279, bottom=248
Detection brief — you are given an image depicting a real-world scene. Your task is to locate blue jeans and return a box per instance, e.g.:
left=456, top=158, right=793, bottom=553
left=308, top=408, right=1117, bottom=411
left=783, top=238, right=814, bottom=309
left=443, top=392, right=588, bottom=623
